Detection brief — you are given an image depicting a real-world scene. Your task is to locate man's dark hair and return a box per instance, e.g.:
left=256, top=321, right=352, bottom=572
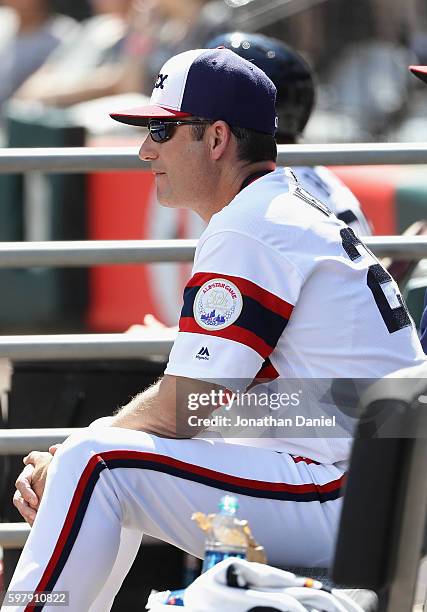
left=191, top=120, right=277, bottom=163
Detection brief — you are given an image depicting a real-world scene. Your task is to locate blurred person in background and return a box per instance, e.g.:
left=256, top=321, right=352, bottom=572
left=136, top=0, right=231, bottom=94
left=322, top=0, right=417, bottom=141
left=10, top=0, right=230, bottom=108
left=112, top=0, right=232, bottom=97
left=10, top=0, right=135, bottom=107
left=207, top=32, right=372, bottom=237
left=0, top=0, right=76, bottom=112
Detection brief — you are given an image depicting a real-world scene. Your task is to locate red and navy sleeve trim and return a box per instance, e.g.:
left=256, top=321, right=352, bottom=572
left=254, top=357, right=280, bottom=381
left=292, top=456, right=321, bottom=465
left=179, top=272, right=293, bottom=359
left=25, top=450, right=345, bottom=610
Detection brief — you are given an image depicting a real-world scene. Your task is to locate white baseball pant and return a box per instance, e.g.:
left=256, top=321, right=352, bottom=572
left=3, top=426, right=345, bottom=611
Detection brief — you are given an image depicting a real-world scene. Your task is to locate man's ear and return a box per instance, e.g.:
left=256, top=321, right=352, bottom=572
left=206, top=121, right=232, bottom=161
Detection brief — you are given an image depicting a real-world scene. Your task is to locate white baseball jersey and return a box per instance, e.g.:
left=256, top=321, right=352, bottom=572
left=147, top=164, right=369, bottom=326
left=291, top=166, right=371, bottom=237
left=165, top=168, right=425, bottom=462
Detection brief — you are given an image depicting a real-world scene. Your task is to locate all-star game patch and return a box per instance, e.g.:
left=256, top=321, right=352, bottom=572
left=193, top=278, right=243, bottom=331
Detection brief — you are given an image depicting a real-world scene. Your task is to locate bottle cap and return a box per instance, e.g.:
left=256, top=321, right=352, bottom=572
left=219, top=495, right=239, bottom=515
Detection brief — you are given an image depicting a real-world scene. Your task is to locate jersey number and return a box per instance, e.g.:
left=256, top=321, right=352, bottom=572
left=340, top=227, right=411, bottom=334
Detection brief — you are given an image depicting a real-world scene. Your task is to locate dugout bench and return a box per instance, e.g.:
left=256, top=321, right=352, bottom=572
left=331, top=361, right=427, bottom=611
left=288, top=363, right=427, bottom=612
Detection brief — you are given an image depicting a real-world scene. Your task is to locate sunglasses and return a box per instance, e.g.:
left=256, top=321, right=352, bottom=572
left=148, top=119, right=212, bottom=143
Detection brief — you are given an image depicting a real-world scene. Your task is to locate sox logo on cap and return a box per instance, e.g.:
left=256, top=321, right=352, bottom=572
left=155, top=74, right=168, bottom=89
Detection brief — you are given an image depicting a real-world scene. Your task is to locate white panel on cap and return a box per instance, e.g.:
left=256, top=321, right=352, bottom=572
left=150, top=49, right=207, bottom=111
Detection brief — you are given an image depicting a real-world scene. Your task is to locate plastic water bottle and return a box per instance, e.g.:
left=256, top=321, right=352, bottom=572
left=201, top=495, right=247, bottom=573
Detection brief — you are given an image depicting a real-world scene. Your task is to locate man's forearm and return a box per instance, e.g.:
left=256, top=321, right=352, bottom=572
left=110, top=378, right=175, bottom=435
left=109, top=375, right=217, bottom=438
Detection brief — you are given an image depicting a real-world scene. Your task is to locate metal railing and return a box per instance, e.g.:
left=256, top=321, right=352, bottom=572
left=0, top=523, right=163, bottom=549
left=0, top=523, right=32, bottom=549
left=0, top=428, right=80, bottom=455
left=1, top=236, right=427, bottom=267
left=1, top=143, right=427, bottom=173
left=0, top=239, right=197, bottom=267
left=0, top=334, right=175, bottom=360
left=234, top=0, right=331, bottom=31
left=1, top=144, right=427, bottom=549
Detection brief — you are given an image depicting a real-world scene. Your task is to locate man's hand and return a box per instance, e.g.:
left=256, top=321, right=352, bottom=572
left=126, top=313, right=178, bottom=336
left=13, top=445, right=59, bottom=526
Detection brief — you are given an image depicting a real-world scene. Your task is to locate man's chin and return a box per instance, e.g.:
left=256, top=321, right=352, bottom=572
left=157, top=192, right=180, bottom=209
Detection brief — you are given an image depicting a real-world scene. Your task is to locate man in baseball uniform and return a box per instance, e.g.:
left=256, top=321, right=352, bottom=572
left=6, top=49, right=425, bottom=611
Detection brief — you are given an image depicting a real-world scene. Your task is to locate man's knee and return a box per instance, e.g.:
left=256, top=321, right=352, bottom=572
left=49, top=429, right=100, bottom=475
left=58, top=425, right=156, bottom=460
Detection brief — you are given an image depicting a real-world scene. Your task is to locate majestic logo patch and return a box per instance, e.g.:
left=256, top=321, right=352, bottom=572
left=154, top=73, right=168, bottom=89
left=194, top=278, right=243, bottom=331
left=196, top=347, right=210, bottom=360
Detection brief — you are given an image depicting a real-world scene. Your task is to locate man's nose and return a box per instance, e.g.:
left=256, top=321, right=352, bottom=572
left=139, top=134, right=158, bottom=161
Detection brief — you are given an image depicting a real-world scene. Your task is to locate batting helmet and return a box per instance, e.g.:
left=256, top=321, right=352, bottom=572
left=206, top=32, right=315, bottom=140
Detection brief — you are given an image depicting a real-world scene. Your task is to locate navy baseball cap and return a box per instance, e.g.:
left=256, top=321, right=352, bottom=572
left=409, top=65, right=427, bottom=84
left=110, top=48, right=278, bottom=135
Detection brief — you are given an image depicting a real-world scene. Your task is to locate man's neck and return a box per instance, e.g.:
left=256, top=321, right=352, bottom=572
left=239, top=167, right=275, bottom=192
left=200, top=161, right=276, bottom=223
left=18, top=12, right=49, bottom=34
